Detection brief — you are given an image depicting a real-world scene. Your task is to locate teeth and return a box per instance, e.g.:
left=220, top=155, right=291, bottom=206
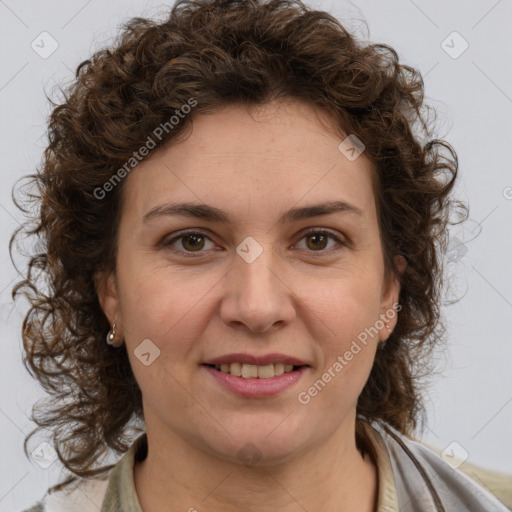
left=274, top=363, right=285, bottom=376
left=242, top=364, right=258, bottom=378
left=229, top=362, right=242, bottom=376
left=215, top=362, right=298, bottom=378
left=257, top=364, right=274, bottom=378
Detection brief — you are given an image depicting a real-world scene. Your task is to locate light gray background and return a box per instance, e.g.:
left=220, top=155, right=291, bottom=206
left=1, top=1, right=511, bottom=510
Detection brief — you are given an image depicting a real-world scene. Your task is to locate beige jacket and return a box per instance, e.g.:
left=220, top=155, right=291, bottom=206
left=21, top=421, right=512, bottom=511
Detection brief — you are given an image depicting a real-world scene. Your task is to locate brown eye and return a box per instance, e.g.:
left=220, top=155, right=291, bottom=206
left=180, top=233, right=206, bottom=251
left=305, top=232, right=329, bottom=251
left=295, top=229, right=345, bottom=254
left=163, top=231, right=215, bottom=256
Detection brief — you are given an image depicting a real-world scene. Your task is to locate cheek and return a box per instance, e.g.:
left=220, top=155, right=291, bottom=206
left=304, top=266, right=383, bottom=340
left=116, top=249, right=217, bottom=342
left=300, top=267, right=383, bottom=402
left=117, top=263, right=211, bottom=408
left=302, top=294, right=379, bottom=414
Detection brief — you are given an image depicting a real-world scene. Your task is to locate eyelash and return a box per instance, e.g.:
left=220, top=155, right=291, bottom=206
left=162, top=228, right=346, bottom=258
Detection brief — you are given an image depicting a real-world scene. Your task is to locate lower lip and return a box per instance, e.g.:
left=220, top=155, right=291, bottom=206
left=202, top=365, right=308, bottom=398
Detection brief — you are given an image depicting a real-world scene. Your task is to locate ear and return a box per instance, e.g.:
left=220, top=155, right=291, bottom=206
left=379, top=254, right=407, bottom=337
left=94, top=269, right=120, bottom=329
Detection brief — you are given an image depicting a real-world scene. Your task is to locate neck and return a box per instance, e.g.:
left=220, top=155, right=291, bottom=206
left=134, top=418, right=378, bottom=512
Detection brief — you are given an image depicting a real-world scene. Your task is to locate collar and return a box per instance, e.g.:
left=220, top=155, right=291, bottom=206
left=99, top=421, right=398, bottom=512
left=101, top=433, right=146, bottom=512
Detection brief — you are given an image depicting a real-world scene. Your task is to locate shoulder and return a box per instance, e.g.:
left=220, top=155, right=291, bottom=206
left=419, top=438, right=512, bottom=510
left=437, top=449, right=512, bottom=510
left=368, top=421, right=512, bottom=511
left=18, top=476, right=111, bottom=512
left=20, top=433, right=148, bottom=512
left=463, top=463, right=512, bottom=510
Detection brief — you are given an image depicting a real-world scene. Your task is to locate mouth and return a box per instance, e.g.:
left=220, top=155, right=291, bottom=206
left=201, top=362, right=309, bottom=398
left=203, top=362, right=306, bottom=379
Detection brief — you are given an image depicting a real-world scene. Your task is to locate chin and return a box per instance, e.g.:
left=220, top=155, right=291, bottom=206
left=200, top=417, right=310, bottom=466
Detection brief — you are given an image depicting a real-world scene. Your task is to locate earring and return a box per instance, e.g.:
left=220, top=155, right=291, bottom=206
left=379, top=323, right=393, bottom=350
left=106, top=323, right=117, bottom=346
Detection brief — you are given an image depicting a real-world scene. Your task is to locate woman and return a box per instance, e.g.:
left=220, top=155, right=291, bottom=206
left=12, top=0, right=512, bottom=511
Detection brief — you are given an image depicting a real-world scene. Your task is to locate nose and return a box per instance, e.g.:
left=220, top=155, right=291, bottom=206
left=219, top=242, right=296, bottom=334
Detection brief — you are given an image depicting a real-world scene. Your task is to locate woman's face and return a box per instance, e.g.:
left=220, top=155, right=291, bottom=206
left=96, top=99, right=401, bottom=463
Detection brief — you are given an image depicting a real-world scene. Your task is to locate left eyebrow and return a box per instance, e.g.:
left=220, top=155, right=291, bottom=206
left=278, top=200, right=363, bottom=225
left=142, top=200, right=363, bottom=225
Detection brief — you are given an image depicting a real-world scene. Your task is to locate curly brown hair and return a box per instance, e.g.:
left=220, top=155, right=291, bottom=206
left=10, top=0, right=466, bottom=493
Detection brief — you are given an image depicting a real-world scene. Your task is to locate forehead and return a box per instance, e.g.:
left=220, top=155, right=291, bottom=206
left=120, top=100, right=376, bottom=225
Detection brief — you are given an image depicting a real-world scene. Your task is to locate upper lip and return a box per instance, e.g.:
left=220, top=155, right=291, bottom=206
left=202, top=353, right=309, bottom=366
